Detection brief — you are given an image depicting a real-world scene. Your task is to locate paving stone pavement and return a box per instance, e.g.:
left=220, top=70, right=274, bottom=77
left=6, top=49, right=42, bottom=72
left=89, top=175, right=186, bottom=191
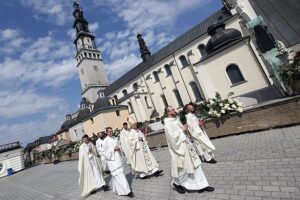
left=0, top=125, right=300, bottom=200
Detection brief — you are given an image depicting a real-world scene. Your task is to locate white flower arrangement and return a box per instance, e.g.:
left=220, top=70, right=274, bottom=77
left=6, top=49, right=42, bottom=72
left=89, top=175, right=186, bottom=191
left=198, top=92, right=243, bottom=118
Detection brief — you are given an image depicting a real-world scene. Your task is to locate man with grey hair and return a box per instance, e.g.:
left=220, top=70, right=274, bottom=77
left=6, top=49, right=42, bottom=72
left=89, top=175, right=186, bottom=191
left=164, top=106, right=214, bottom=194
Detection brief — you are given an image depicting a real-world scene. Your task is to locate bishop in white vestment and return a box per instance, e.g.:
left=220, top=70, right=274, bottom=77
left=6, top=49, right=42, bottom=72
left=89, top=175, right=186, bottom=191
left=102, top=127, right=134, bottom=197
left=164, top=106, right=214, bottom=194
left=119, top=122, right=132, bottom=165
left=128, top=123, right=163, bottom=179
left=185, top=104, right=217, bottom=163
left=78, top=135, right=108, bottom=197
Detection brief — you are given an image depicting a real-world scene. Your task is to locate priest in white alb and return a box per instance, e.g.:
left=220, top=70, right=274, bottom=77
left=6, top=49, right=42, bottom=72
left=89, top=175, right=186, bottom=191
left=128, top=118, right=163, bottom=179
left=96, top=131, right=110, bottom=173
left=185, top=103, right=217, bottom=163
left=102, top=127, right=134, bottom=197
left=164, top=106, right=214, bottom=194
left=78, top=134, right=109, bottom=198
left=119, top=122, right=132, bottom=165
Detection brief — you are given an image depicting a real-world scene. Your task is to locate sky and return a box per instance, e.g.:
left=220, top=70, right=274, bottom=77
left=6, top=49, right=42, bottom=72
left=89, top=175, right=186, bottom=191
left=0, top=0, right=223, bottom=146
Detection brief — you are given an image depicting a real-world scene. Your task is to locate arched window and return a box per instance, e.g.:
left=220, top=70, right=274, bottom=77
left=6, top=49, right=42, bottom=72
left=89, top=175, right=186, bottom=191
left=153, top=71, right=160, bottom=82
left=116, top=110, right=120, bottom=116
left=133, top=83, right=138, bottom=92
left=144, top=96, right=151, bottom=108
left=114, top=95, right=118, bottom=101
left=179, top=55, right=189, bottom=68
left=122, top=89, right=128, bottom=96
left=161, top=94, right=168, bottom=108
left=190, top=81, right=203, bottom=101
left=84, top=52, right=87, bottom=57
left=198, top=44, right=207, bottom=57
left=226, top=64, right=245, bottom=85
left=128, top=102, right=133, bottom=113
left=174, top=89, right=183, bottom=107
left=164, top=64, right=172, bottom=76
left=88, top=53, right=92, bottom=58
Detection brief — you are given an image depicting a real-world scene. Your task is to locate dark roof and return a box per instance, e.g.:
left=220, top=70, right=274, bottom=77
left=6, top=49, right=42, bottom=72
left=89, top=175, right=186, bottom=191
left=0, top=142, right=21, bottom=153
left=38, top=135, right=53, bottom=145
left=249, top=0, right=300, bottom=47
left=94, top=97, right=112, bottom=110
left=104, top=7, right=233, bottom=95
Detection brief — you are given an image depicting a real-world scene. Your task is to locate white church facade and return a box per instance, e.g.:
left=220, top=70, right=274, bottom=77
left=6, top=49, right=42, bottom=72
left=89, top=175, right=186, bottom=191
left=60, top=0, right=300, bottom=136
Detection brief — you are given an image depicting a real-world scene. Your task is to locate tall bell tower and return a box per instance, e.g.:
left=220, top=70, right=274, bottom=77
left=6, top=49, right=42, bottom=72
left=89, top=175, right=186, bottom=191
left=72, top=1, right=108, bottom=103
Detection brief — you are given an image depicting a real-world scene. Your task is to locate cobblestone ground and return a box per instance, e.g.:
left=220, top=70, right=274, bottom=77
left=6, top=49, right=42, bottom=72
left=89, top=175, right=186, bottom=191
left=0, top=125, right=300, bottom=200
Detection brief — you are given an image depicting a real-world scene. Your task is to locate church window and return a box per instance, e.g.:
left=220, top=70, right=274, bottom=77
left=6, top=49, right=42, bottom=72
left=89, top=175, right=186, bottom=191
left=97, top=54, right=100, bottom=59
left=198, top=44, right=207, bottom=57
left=145, top=96, right=151, bottom=108
left=88, top=53, right=92, bottom=58
left=161, top=94, right=168, bottom=108
left=128, top=102, right=133, bottom=113
left=81, top=68, right=84, bottom=75
left=116, top=110, right=120, bottom=116
left=122, top=89, right=128, bottom=96
left=174, top=89, right=183, bottom=107
left=90, top=118, right=94, bottom=124
left=133, top=83, right=138, bottom=92
left=164, top=64, right=172, bottom=76
left=74, top=130, right=78, bottom=138
left=93, top=53, right=96, bottom=58
left=153, top=71, right=160, bottom=82
left=93, top=66, right=98, bottom=71
left=114, top=95, right=118, bottom=102
left=179, top=55, right=189, bottom=68
left=84, top=52, right=87, bottom=57
left=190, top=81, right=203, bottom=101
left=226, top=64, right=245, bottom=85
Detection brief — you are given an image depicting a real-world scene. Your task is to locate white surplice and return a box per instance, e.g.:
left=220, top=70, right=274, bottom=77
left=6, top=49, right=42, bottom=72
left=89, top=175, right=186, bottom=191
left=119, top=128, right=132, bottom=165
left=128, top=129, right=159, bottom=178
left=102, top=136, right=131, bottom=195
left=78, top=142, right=106, bottom=197
left=164, top=117, right=209, bottom=190
left=96, top=138, right=109, bottom=171
left=186, top=113, right=216, bottom=161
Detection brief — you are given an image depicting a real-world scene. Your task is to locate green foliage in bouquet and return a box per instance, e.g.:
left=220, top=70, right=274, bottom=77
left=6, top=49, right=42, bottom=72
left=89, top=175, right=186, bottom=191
left=278, top=51, right=300, bottom=95
left=113, top=128, right=121, bottom=137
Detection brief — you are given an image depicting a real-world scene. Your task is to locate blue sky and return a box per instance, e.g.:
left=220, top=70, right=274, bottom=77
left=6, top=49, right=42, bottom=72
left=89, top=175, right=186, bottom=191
left=0, top=0, right=222, bottom=146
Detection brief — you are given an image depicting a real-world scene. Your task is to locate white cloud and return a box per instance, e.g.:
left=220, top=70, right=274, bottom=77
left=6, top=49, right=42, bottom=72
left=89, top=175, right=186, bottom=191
left=89, top=22, right=99, bottom=33
left=105, top=53, right=140, bottom=80
left=0, top=28, right=31, bottom=54
left=0, top=89, right=64, bottom=119
left=0, top=108, right=67, bottom=146
left=20, top=0, right=72, bottom=26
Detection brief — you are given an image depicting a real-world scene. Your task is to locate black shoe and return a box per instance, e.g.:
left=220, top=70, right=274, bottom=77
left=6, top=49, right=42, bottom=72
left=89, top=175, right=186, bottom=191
left=173, top=183, right=185, bottom=194
left=140, top=175, right=149, bottom=179
left=154, top=169, right=163, bottom=177
left=103, top=185, right=110, bottom=191
left=199, top=186, right=215, bottom=193
left=126, top=191, right=134, bottom=198
left=205, top=159, right=217, bottom=164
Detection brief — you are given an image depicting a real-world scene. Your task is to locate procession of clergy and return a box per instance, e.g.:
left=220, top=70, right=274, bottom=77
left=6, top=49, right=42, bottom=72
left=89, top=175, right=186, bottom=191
left=78, top=103, right=217, bottom=198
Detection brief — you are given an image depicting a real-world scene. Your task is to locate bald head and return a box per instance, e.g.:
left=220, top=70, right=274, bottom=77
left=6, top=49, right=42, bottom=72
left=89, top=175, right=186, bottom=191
left=165, top=106, right=177, bottom=118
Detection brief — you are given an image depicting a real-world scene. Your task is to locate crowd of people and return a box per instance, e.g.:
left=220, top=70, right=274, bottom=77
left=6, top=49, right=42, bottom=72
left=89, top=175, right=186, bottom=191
left=78, top=103, right=217, bottom=198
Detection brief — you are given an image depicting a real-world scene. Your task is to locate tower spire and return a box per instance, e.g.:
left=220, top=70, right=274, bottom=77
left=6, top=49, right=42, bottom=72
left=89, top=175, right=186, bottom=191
left=137, top=33, right=151, bottom=62
left=73, top=0, right=90, bottom=35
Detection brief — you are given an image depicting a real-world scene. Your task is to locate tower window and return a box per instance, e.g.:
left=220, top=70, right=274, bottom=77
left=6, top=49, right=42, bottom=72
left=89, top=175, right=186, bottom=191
left=198, top=44, right=207, bottom=57
left=97, top=54, right=100, bottom=59
left=94, top=66, right=98, bottom=71
left=164, top=64, right=172, bottom=76
left=88, top=53, right=92, bottom=58
left=174, top=89, right=184, bottom=107
left=153, top=71, right=160, bottom=82
left=84, top=52, right=87, bottom=57
left=190, top=81, right=203, bottom=101
left=226, top=64, right=245, bottom=85
left=179, top=55, right=189, bottom=68
left=81, top=68, right=84, bottom=75
left=93, top=53, right=96, bottom=58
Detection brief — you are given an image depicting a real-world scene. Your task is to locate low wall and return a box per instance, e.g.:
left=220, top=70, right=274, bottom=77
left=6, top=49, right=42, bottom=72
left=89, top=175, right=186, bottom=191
left=40, top=152, right=79, bottom=164
left=146, top=96, right=300, bottom=148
